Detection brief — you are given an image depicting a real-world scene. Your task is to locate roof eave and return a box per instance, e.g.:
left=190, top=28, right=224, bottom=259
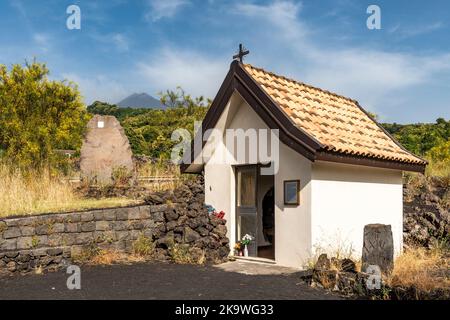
left=316, top=150, right=426, bottom=173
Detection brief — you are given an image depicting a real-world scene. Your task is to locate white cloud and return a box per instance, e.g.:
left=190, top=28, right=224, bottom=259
left=235, top=1, right=307, bottom=39
left=32, top=33, right=50, bottom=52
left=233, top=1, right=450, bottom=119
left=61, top=73, right=128, bottom=105
left=389, top=21, right=444, bottom=38
left=111, top=34, right=129, bottom=52
left=90, top=33, right=130, bottom=52
left=137, top=48, right=228, bottom=98
left=145, top=0, right=190, bottom=22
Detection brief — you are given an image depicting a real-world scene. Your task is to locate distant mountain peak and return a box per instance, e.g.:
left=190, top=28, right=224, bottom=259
left=117, top=93, right=164, bottom=109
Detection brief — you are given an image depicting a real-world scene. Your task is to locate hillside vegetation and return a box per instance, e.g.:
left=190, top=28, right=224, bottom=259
left=87, top=88, right=209, bottom=159
left=88, top=96, right=450, bottom=177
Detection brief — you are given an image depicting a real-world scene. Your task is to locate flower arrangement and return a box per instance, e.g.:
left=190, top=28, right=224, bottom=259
left=241, top=234, right=254, bottom=245
left=233, top=235, right=254, bottom=256
left=234, top=242, right=242, bottom=256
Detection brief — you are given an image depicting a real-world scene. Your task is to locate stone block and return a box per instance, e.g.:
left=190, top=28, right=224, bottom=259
left=93, top=210, right=104, bottom=221
left=19, top=226, right=35, bottom=237
left=65, top=223, right=79, bottom=233
left=96, top=221, right=111, bottom=231
left=81, top=222, right=96, bottom=232
left=115, top=208, right=128, bottom=220
left=3, top=227, right=21, bottom=239
left=103, top=209, right=117, bottom=221
left=80, top=212, right=94, bottom=222
left=362, top=224, right=394, bottom=274
left=127, top=207, right=141, bottom=220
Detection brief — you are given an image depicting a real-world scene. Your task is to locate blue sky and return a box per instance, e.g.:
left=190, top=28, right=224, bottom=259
left=0, top=0, right=449, bottom=123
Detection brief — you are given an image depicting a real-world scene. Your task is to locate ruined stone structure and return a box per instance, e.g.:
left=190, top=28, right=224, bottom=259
left=80, top=115, right=134, bottom=183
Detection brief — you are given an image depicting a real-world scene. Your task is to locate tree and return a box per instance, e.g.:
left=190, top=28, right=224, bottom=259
left=0, top=61, right=90, bottom=169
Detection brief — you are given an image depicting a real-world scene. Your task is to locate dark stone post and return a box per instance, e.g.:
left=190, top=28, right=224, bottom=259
left=362, top=224, right=394, bottom=274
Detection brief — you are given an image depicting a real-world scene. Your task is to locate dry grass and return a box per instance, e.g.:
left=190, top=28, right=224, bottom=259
left=386, top=246, right=450, bottom=293
left=0, top=164, right=139, bottom=217
left=89, top=249, right=146, bottom=265
left=134, top=158, right=194, bottom=192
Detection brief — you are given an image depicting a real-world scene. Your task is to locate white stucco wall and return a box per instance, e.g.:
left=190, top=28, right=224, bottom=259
left=274, top=142, right=312, bottom=268
left=204, top=92, right=312, bottom=268
left=311, top=162, right=403, bottom=260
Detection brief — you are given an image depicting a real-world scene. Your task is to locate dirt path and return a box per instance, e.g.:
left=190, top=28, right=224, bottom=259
left=0, top=261, right=341, bottom=300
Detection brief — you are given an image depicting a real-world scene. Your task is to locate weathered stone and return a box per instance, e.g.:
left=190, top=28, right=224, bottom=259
left=48, top=234, right=63, bottom=246
left=129, top=230, right=142, bottom=240
left=151, top=211, right=165, bottom=223
left=313, top=270, right=338, bottom=289
left=115, top=208, right=129, bottom=220
left=209, top=215, right=224, bottom=227
left=75, top=232, right=94, bottom=245
left=218, top=245, right=230, bottom=259
left=80, top=115, right=134, bottom=184
left=62, top=234, right=77, bottom=246
left=164, top=209, right=179, bottom=222
left=26, top=235, right=46, bottom=248
left=65, top=213, right=81, bottom=223
left=150, top=204, right=169, bottom=213
left=362, top=224, right=394, bottom=274
left=52, top=223, right=65, bottom=233
left=0, top=239, right=17, bottom=251
left=174, top=233, right=182, bottom=243
left=128, top=207, right=141, bottom=220
left=104, top=209, right=117, bottom=221
left=33, top=248, right=48, bottom=257
left=47, top=248, right=63, bottom=256
left=340, top=258, right=357, bottom=273
left=5, top=251, right=19, bottom=258
left=212, top=225, right=227, bottom=237
left=166, top=220, right=178, bottom=231
left=6, top=261, right=16, bottom=272
left=116, top=231, right=130, bottom=241
left=65, top=223, right=79, bottom=233
left=142, top=219, right=156, bottom=229
left=207, top=239, right=221, bottom=249
left=35, top=224, right=51, bottom=235
left=129, top=221, right=144, bottom=230
left=113, top=221, right=128, bottom=231
left=314, top=254, right=331, bottom=271
left=16, top=237, right=32, bottom=250
left=80, top=212, right=94, bottom=222
left=17, top=252, right=31, bottom=262
left=187, top=216, right=208, bottom=229
left=157, top=232, right=174, bottom=248
left=93, top=210, right=104, bottom=220
left=0, top=221, right=7, bottom=233
left=183, top=227, right=201, bottom=243
left=3, top=227, right=21, bottom=239
left=146, top=193, right=164, bottom=205
left=96, top=221, right=110, bottom=231
left=81, top=222, right=96, bottom=232
left=5, top=219, right=19, bottom=227
left=20, top=226, right=35, bottom=236
left=139, top=206, right=151, bottom=219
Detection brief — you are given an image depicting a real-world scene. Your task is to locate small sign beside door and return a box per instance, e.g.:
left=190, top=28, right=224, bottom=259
left=284, top=180, right=300, bottom=205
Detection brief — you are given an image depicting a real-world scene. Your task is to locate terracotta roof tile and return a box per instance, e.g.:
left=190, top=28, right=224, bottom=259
left=243, top=64, right=426, bottom=165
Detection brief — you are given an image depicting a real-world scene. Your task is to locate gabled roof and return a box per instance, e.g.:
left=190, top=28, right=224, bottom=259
left=243, top=64, right=426, bottom=166
left=181, top=61, right=426, bottom=173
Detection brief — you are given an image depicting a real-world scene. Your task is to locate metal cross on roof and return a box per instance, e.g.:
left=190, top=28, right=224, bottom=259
left=233, top=43, right=249, bottom=63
